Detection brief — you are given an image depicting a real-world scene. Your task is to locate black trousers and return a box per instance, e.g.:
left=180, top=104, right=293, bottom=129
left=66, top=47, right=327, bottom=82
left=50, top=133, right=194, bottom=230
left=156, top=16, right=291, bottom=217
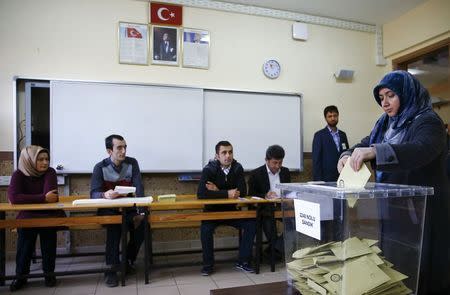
left=15, top=228, right=57, bottom=277
left=99, top=209, right=146, bottom=266
left=260, top=204, right=284, bottom=253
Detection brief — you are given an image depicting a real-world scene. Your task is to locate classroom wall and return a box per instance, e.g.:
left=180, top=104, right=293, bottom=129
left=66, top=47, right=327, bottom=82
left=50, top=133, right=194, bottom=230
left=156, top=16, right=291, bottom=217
left=383, top=0, right=450, bottom=57
left=0, top=0, right=388, bottom=254
left=1, top=0, right=446, bottom=256
left=0, top=0, right=386, bottom=154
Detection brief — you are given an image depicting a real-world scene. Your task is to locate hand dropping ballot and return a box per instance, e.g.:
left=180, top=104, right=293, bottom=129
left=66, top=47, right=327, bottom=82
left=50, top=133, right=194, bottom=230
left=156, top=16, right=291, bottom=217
left=113, top=186, right=136, bottom=195
left=337, top=157, right=371, bottom=208
left=337, top=157, right=371, bottom=189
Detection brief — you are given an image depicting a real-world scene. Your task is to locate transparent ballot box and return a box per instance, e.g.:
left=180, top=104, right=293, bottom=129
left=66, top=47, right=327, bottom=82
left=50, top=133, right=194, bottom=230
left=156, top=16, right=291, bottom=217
left=277, top=182, right=433, bottom=295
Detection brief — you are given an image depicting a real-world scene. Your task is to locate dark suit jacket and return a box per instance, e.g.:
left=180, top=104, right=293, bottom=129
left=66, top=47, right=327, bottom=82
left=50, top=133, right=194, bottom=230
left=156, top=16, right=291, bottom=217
left=158, top=41, right=176, bottom=61
left=312, top=127, right=349, bottom=181
left=248, top=165, right=291, bottom=197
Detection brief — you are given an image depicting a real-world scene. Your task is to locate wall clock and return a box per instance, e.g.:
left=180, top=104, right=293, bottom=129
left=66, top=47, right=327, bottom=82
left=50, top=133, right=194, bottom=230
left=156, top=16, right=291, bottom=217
left=262, top=59, right=281, bottom=79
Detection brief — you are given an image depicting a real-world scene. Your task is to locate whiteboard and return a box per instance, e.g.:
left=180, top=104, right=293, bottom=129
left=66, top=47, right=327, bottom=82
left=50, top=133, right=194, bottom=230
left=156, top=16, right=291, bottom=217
left=50, top=81, right=203, bottom=173
left=203, top=90, right=302, bottom=170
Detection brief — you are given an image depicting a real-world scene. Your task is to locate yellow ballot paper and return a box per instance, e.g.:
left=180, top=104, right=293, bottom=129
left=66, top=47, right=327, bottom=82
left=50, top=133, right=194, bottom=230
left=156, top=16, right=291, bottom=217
left=157, top=194, right=176, bottom=202
left=337, top=157, right=371, bottom=189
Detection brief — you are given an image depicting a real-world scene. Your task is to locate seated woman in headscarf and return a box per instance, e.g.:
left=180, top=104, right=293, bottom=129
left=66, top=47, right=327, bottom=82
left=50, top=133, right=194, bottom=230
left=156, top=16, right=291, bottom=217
left=337, top=70, right=449, bottom=295
left=7, top=145, right=65, bottom=292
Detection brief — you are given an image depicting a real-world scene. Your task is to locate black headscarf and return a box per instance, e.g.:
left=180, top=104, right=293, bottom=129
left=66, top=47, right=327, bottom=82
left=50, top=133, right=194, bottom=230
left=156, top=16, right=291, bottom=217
left=369, top=70, right=432, bottom=145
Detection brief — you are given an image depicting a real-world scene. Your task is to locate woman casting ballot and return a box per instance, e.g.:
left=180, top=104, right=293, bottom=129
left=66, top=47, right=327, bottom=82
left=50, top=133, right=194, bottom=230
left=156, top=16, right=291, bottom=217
left=7, top=145, right=65, bottom=292
left=337, top=71, right=449, bottom=295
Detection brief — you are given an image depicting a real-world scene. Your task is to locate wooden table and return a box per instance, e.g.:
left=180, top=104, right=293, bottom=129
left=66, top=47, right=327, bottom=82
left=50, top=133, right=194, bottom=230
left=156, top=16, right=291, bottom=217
left=0, top=195, right=293, bottom=286
left=149, top=195, right=286, bottom=274
left=210, top=281, right=299, bottom=295
left=0, top=196, right=151, bottom=286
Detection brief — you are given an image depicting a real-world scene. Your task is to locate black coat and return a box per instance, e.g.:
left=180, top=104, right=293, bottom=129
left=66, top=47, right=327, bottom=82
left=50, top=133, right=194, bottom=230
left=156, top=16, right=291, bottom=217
left=197, top=159, right=246, bottom=212
left=248, top=164, right=291, bottom=197
left=351, top=111, right=450, bottom=294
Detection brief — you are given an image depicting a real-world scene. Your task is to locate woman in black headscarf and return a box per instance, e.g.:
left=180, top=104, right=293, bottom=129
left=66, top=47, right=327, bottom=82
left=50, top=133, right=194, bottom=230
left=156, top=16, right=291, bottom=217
left=338, top=70, right=449, bottom=295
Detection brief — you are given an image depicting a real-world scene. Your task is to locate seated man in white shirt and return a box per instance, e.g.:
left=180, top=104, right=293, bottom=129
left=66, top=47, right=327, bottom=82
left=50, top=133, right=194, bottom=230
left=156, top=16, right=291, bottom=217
left=248, top=145, right=291, bottom=258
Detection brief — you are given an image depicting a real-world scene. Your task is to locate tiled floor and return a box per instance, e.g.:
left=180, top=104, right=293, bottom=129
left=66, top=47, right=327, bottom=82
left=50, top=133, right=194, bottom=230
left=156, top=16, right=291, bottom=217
left=0, top=252, right=287, bottom=295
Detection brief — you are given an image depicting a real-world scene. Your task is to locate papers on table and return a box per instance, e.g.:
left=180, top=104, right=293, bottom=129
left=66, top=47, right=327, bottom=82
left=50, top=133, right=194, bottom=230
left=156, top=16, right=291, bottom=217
left=287, top=237, right=411, bottom=295
left=337, top=157, right=371, bottom=189
left=157, top=194, right=176, bottom=202
left=113, top=186, right=136, bottom=195
left=72, top=196, right=153, bottom=206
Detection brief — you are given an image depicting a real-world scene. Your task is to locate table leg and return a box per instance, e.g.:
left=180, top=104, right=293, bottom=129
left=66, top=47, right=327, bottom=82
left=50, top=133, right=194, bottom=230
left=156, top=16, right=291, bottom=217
left=121, top=209, right=127, bottom=287
left=0, top=212, right=5, bottom=286
left=148, top=215, right=153, bottom=265
left=143, top=209, right=149, bottom=284
left=269, top=205, right=275, bottom=272
left=255, top=206, right=262, bottom=274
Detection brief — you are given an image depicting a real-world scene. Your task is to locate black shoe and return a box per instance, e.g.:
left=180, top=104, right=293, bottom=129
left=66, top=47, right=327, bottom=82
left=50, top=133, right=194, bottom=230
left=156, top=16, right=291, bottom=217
left=104, top=272, right=118, bottom=288
left=10, top=279, right=27, bottom=292
left=45, top=276, right=57, bottom=287
left=201, top=265, right=214, bottom=276
left=235, top=262, right=255, bottom=273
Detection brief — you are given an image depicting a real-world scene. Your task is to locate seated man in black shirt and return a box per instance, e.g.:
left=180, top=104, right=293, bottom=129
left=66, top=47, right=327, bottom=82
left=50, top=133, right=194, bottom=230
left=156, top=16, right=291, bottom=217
left=197, top=141, right=256, bottom=276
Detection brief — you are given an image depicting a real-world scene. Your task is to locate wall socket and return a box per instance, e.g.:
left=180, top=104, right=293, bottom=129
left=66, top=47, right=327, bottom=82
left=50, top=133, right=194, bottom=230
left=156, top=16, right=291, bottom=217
left=0, top=176, right=12, bottom=186
left=57, top=175, right=65, bottom=185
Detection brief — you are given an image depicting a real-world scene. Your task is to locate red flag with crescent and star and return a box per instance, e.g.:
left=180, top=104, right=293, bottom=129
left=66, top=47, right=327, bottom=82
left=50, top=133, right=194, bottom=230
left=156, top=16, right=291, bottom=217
left=150, top=2, right=182, bottom=26
left=126, top=27, right=142, bottom=39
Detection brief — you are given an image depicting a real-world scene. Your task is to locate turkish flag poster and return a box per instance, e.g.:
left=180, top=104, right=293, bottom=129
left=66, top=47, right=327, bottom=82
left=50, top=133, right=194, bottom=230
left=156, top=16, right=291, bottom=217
left=126, top=27, right=142, bottom=39
left=150, top=2, right=182, bottom=26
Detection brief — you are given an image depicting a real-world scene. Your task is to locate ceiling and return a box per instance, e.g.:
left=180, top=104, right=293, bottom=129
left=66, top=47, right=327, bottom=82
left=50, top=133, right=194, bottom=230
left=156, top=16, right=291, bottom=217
left=212, top=0, right=426, bottom=25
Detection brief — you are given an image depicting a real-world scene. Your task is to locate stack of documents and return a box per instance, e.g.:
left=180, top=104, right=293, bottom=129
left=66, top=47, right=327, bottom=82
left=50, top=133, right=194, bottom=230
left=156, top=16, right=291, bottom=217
left=113, top=186, right=136, bottom=195
left=157, top=194, right=176, bottom=202
left=73, top=196, right=153, bottom=206
left=286, top=237, right=411, bottom=295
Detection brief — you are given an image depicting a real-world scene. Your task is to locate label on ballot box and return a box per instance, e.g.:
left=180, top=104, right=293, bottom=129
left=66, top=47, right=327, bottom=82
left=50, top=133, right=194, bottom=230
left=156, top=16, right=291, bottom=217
left=294, top=199, right=321, bottom=240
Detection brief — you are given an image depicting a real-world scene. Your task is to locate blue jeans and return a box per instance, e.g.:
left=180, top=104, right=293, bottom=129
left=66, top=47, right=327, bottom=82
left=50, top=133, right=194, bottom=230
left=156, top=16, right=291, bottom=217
left=200, top=219, right=256, bottom=267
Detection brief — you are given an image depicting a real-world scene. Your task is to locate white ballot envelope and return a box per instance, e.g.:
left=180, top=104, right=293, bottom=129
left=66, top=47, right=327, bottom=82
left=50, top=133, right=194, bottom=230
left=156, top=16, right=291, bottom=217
left=337, top=157, right=371, bottom=189
left=114, top=186, right=136, bottom=195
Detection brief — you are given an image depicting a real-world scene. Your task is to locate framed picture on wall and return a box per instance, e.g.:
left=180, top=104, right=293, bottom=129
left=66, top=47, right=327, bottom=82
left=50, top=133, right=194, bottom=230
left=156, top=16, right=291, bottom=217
left=151, top=25, right=179, bottom=66
left=182, top=28, right=210, bottom=69
left=118, top=22, right=149, bottom=65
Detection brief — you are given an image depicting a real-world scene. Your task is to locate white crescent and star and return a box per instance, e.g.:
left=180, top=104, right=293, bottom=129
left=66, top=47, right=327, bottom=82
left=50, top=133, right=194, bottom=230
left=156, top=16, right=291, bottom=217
left=157, top=7, right=176, bottom=21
